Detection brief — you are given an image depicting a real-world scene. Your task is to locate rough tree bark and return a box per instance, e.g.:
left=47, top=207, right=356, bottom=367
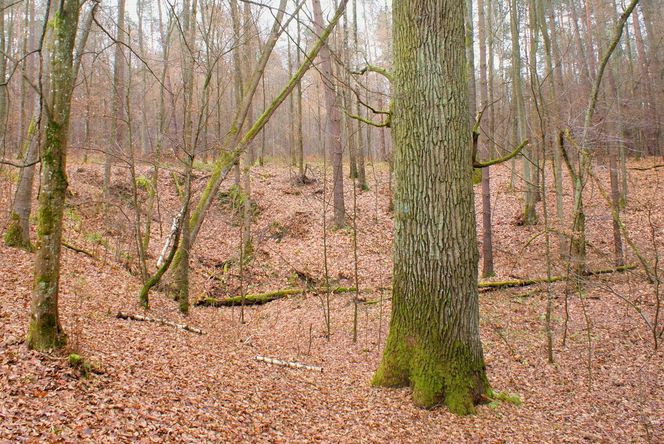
left=373, top=0, right=490, bottom=415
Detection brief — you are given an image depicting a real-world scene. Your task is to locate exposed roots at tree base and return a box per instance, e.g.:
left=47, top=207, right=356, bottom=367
left=372, top=335, right=490, bottom=415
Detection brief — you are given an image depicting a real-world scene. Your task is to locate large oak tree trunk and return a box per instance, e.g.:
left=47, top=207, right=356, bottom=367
left=373, top=0, right=490, bottom=415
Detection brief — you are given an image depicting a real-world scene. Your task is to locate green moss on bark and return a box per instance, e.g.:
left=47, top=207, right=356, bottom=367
left=27, top=314, right=66, bottom=351
left=68, top=353, right=92, bottom=378
left=4, top=212, right=32, bottom=250
left=373, top=333, right=490, bottom=415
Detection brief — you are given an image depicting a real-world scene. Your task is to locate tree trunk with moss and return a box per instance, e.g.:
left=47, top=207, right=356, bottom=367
left=5, top=115, right=38, bottom=250
left=28, top=0, right=81, bottom=350
left=373, top=0, right=490, bottom=415
left=6, top=0, right=95, bottom=251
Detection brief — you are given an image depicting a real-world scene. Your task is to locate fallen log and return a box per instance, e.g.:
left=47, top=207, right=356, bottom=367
left=62, top=241, right=96, bottom=259
left=116, top=312, right=204, bottom=335
left=196, top=286, right=356, bottom=307
left=255, top=356, right=323, bottom=372
left=629, top=163, right=664, bottom=171
left=364, top=265, right=637, bottom=303
left=478, top=264, right=636, bottom=291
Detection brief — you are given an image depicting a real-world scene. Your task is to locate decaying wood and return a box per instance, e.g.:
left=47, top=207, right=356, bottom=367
left=478, top=264, right=636, bottom=291
left=196, top=287, right=356, bottom=307
left=255, top=356, right=323, bottom=372
left=365, top=265, right=636, bottom=302
left=198, top=265, right=634, bottom=308
left=629, top=164, right=664, bottom=171
left=116, top=312, right=204, bottom=335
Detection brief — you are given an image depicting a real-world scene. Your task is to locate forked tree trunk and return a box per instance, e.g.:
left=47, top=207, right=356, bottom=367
left=28, top=0, right=81, bottom=350
left=373, top=0, right=490, bottom=415
left=570, top=0, right=640, bottom=280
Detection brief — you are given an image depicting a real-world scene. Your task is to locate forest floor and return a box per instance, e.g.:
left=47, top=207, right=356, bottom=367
left=0, top=155, right=663, bottom=442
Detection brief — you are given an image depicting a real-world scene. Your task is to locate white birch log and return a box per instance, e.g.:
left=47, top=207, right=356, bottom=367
left=116, top=312, right=204, bottom=335
left=157, top=208, right=185, bottom=267
left=254, top=356, right=323, bottom=372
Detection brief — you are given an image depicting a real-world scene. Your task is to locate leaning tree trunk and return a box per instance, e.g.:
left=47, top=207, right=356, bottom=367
left=570, top=0, right=640, bottom=279
left=28, top=0, right=81, bottom=350
left=373, top=0, right=490, bottom=415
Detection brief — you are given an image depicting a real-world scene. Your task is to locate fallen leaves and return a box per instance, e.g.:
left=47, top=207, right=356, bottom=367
left=0, top=159, right=662, bottom=442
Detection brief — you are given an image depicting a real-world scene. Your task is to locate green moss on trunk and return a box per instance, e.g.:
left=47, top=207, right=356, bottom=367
left=374, top=0, right=491, bottom=415
left=27, top=0, right=80, bottom=352
left=4, top=212, right=32, bottom=250
left=373, top=330, right=490, bottom=414
left=27, top=312, right=66, bottom=350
